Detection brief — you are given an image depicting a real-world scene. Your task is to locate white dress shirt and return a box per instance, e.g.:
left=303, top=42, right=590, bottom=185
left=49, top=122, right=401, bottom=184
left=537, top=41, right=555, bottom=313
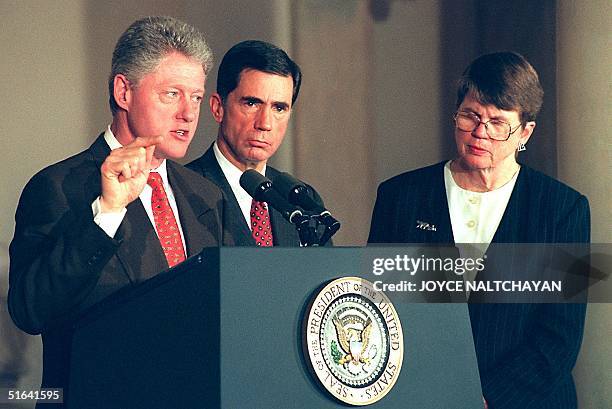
left=445, top=160, right=519, bottom=244
left=91, top=126, right=187, bottom=254
left=212, top=141, right=266, bottom=230
left=444, top=160, right=519, bottom=284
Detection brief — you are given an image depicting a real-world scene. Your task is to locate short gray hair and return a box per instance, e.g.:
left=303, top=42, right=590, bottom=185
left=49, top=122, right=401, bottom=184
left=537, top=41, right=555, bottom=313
left=108, top=16, right=213, bottom=115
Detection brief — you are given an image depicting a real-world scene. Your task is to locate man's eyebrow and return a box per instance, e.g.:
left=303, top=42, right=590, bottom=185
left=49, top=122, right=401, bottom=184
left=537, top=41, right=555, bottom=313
left=240, top=96, right=263, bottom=103
left=162, top=83, right=205, bottom=92
left=273, top=101, right=290, bottom=109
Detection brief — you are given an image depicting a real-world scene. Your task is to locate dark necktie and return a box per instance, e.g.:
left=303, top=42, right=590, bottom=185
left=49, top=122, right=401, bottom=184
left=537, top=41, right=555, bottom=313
left=250, top=199, right=273, bottom=246
left=147, top=172, right=186, bottom=267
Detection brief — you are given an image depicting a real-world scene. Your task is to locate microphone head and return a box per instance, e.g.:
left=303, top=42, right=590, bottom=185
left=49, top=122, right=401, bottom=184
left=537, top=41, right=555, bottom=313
left=277, top=172, right=305, bottom=189
left=273, top=172, right=310, bottom=205
left=272, top=172, right=325, bottom=213
left=240, top=169, right=305, bottom=224
left=239, top=169, right=272, bottom=201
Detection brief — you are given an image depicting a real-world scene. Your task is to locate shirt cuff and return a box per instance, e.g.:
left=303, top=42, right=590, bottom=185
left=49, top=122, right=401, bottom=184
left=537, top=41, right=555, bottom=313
left=92, top=196, right=127, bottom=238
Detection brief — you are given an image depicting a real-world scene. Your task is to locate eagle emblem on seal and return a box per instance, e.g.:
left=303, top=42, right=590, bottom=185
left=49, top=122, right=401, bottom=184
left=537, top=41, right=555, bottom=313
left=332, top=316, right=373, bottom=365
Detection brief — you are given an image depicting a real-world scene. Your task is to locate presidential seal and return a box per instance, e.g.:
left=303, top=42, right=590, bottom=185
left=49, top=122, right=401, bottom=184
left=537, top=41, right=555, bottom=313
left=304, top=277, right=403, bottom=405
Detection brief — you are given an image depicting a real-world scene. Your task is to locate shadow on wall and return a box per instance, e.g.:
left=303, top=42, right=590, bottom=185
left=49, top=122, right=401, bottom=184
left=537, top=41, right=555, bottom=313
left=0, top=242, right=42, bottom=409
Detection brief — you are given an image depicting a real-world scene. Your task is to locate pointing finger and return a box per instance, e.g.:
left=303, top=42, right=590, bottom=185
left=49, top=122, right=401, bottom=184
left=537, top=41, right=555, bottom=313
left=127, top=135, right=164, bottom=149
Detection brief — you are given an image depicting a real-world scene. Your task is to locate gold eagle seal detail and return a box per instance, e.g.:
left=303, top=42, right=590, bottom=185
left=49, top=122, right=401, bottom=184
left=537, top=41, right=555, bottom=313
left=304, top=277, right=404, bottom=405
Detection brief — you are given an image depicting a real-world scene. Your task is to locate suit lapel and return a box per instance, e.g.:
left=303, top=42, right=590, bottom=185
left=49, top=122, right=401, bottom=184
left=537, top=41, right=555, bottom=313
left=196, top=146, right=255, bottom=245
left=491, top=167, right=530, bottom=243
left=115, top=200, right=168, bottom=282
left=89, top=133, right=111, bottom=166
left=269, top=207, right=299, bottom=246
left=423, top=179, right=454, bottom=243
left=83, top=136, right=109, bottom=206
left=265, top=167, right=300, bottom=246
left=469, top=168, right=531, bottom=302
left=409, top=162, right=454, bottom=243
left=167, top=160, right=220, bottom=254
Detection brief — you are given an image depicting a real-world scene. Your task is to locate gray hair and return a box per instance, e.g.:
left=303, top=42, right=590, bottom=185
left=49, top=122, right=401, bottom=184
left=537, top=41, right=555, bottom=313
left=108, top=16, right=213, bottom=115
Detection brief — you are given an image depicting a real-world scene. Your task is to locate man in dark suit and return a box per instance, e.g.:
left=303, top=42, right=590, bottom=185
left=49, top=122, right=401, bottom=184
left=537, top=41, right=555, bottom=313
left=8, top=17, right=227, bottom=402
left=188, top=40, right=326, bottom=246
left=368, top=52, right=589, bottom=408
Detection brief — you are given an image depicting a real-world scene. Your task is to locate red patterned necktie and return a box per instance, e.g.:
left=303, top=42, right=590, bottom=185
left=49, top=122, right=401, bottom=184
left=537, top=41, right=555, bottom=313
left=147, top=172, right=186, bottom=267
left=250, top=199, right=274, bottom=246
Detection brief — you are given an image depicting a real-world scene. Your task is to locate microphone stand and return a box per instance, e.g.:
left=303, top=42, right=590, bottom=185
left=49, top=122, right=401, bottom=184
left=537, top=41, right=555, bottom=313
left=317, top=212, right=340, bottom=246
left=290, top=212, right=317, bottom=246
left=293, top=212, right=339, bottom=246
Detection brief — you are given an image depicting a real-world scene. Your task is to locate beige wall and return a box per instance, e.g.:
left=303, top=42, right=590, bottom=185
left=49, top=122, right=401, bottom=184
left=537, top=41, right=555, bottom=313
left=557, top=1, right=612, bottom=407
left=292, top=1, right=375, bottom=245
left=372, top=0, right=444, bottom=183
left=0, top=1, right=92, bottom=248
left=557, top=0, right=611, bottom=244
left=292, top=0, right=445, bottom=245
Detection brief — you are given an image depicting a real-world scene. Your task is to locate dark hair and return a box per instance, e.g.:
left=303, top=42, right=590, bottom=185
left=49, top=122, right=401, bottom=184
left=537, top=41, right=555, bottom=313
left=216, top=40, right=302, bottom=105
left=109, top=16, right=213, bottom=115
left=456, top=52, right=543, bottom=124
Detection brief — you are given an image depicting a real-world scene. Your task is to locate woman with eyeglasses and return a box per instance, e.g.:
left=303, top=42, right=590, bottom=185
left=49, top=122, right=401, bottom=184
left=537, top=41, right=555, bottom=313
left=368, top=52, right=589, bottom=409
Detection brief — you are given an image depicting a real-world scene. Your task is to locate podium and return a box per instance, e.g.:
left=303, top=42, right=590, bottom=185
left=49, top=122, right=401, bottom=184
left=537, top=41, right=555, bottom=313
left=68, top=248, right=482, bottom=408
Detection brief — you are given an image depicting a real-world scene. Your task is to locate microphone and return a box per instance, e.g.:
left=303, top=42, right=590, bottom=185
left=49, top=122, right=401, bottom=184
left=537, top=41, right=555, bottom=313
left=271, top=172, right=340, bottom=241
left=239, top=170, right=304, bottom=224
left=272, top=172, right=325, bottom=213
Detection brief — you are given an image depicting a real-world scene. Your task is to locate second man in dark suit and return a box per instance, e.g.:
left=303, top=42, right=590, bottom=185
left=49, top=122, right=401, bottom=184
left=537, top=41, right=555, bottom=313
left=188, top=40, right=326, bottom=246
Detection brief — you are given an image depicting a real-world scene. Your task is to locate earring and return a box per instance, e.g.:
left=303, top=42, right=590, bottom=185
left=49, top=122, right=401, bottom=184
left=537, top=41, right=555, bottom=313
left=517, top=142, right=526, bottom=152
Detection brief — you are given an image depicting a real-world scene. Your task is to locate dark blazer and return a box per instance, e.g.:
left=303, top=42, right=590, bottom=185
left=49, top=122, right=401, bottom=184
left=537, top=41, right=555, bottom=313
left=187, top=144, right=327, bottom=246
left=8, top=134, right=226, bottom=400
left=368, top=161, right=590, bottom=409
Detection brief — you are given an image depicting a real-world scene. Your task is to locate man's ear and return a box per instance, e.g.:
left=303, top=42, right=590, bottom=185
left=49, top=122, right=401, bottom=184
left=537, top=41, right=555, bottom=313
left=113, top=74, right=131, bottom=111
left=209, top=93, right=224, bottom=124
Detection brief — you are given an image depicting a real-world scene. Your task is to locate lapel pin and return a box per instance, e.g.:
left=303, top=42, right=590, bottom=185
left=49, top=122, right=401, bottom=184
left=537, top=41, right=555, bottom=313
left=416, top=220, right=437, bottom=231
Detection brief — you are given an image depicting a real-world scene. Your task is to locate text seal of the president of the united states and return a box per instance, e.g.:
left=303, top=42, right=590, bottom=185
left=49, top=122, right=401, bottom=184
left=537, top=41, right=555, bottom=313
left=304, top=277, right=404, bottom=405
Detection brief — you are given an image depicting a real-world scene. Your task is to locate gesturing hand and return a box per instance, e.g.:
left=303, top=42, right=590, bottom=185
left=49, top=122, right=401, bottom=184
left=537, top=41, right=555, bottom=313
left=99, top=135, right=163, bottom=212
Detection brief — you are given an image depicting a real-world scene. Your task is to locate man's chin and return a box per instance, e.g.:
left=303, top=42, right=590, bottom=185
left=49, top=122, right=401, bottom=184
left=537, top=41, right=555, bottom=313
left=153, top=149, right=188, bottom=163
left=243, top=150, right=273, bottom=165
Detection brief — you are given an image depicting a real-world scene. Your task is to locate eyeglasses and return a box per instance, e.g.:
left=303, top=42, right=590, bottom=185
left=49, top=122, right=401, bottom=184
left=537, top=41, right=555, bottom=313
left=454, top=111, right=522, bottom=141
